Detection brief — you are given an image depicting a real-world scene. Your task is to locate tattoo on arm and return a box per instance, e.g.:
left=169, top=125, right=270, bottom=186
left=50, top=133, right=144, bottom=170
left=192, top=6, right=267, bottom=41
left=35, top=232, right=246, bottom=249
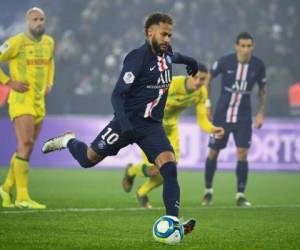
left=258, top=87, right=266, bottom=114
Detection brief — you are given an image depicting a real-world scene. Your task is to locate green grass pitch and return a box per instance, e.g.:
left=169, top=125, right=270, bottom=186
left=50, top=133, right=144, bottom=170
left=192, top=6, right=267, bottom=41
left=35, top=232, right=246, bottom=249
left=0, top=168, right=300, bottom=250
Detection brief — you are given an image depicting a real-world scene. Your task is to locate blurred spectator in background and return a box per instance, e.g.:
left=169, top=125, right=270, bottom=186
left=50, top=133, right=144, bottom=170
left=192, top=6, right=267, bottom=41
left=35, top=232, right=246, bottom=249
left=0, top=0, right=298, bottom=117
left=289, top=83, right=300, bottom=116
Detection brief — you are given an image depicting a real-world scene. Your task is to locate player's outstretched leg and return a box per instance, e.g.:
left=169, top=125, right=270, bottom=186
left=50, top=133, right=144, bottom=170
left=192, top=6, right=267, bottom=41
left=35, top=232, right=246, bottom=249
left=159, top=161, right=180, bottom=216
left=42, top=132, right=99, bottom=168
left=159, top=160, right=196, bottom=235
left=42, top=131, right=75, bottom=153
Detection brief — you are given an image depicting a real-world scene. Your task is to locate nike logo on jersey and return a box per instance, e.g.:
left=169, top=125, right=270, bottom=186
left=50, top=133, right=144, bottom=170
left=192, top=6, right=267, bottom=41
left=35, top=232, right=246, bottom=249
left=227, top=70, right=235, bottom=74
left=150, top=65, right=156, bottom=71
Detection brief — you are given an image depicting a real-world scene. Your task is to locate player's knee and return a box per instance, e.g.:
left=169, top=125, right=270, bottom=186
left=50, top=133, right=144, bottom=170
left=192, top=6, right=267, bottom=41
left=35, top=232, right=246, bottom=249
left=237, top=148, right=248, bottom=161
left=208, top=149, right=219, bottom=160
left=78, top=156, right=97, bottom=168
left=18, top=139, right=34, bottom=157
left=155, top=151, right=176, bottom=168
left=87, top=147, right=103, bottom=162
left=20, top=138, right=34, bottom=149
left=78, top=147, right=103, bottom=168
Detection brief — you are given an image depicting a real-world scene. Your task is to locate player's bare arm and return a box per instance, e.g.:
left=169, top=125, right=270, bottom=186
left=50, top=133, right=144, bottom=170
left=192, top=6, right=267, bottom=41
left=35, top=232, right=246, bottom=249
left=255, top=86, right=266, bottom=129
left=7, top=80, right=29, bottom=93
left=45, top=85, right=52, bottom=96
left=204, top=73, right=213, bottom=120
left=212, top=126, right=224, bottom=139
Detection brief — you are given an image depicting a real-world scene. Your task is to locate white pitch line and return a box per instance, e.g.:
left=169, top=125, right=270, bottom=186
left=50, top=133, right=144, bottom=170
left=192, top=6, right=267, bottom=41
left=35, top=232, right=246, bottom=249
left=1, top=204, right=300, bottom=214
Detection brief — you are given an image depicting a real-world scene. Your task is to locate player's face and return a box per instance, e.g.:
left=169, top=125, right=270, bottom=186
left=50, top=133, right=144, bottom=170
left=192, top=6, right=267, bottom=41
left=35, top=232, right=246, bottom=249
left=189, top=71, right=207, bottom=91
left=27, top=11, right=45, bottom=38
left=235, top=39, right=254, bottom=61
left=148, top=22, right=172, bottom=54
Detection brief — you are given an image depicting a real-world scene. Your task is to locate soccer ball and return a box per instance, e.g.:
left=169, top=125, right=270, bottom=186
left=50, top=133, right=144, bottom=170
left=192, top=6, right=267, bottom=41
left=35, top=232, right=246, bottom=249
left=152, top=215, right=184, bottom=244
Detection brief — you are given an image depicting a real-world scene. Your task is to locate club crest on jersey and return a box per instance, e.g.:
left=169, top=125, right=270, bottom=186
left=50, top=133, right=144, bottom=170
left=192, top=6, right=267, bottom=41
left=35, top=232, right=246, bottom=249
left=166, top=55, right=172, bottom=64
left=123, top=72, right=135, bottom=84
left=212, top=61, right=218, bottom=71
left=98, top=140, right=107, bottom=149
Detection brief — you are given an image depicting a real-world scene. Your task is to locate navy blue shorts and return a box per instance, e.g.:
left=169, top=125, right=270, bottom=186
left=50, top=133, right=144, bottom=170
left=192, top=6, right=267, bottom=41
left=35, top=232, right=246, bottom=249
left=91, top=117, right=174, bottom=164
left=208, top=121, right=252, bottom=150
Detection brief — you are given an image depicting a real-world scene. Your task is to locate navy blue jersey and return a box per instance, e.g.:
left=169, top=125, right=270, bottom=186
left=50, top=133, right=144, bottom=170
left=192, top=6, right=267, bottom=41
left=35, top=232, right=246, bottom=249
left=210, top=53, right=266, bottom=123
left=111, top=41, right=172, bottom=131
left=111, top=40, right=197, bottom=133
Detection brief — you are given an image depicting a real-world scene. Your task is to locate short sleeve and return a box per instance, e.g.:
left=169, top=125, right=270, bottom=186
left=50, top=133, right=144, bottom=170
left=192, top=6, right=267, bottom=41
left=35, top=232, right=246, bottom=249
left=257, top=61, right=267, bottom=88
left=210, top=57, right=224, bottom=78
left=117, top=49, right=144, bottom=86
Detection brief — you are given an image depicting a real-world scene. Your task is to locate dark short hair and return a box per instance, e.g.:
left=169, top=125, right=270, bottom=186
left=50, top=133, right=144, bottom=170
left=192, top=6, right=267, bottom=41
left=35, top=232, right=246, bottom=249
left=197, top=62, right=208, bottom=73
left=144, top=12, right=173, bottom=36
left=236, top=32, right=254, bottom=44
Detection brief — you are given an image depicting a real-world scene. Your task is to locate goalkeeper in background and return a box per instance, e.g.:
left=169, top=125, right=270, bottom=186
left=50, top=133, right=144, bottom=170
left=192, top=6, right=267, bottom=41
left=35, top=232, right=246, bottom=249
left=0, top=7, right=55, bottom=209
left=122, top=63, right=224, bottom=208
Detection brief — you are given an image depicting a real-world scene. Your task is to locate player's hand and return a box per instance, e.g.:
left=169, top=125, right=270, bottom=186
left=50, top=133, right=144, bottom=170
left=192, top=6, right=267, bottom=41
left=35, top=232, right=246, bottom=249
left=45, top=85, right=52, bottom=96
left=186, top=62, right=198, bottom=76
left=254, top=112, right=264, bottom=129
left=212, top=126, right=224, bottom=139
left=7, top=80, right=28, bottom=92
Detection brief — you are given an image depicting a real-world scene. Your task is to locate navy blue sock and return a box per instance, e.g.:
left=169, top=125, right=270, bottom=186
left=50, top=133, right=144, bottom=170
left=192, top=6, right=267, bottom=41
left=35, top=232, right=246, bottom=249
left=67, top=139, right=95, bottom=168
left=236, top=161, right=248, bottom=192
left=205, top=158, right=217, bottom=189
left=159, top=162, right=180, bottom=217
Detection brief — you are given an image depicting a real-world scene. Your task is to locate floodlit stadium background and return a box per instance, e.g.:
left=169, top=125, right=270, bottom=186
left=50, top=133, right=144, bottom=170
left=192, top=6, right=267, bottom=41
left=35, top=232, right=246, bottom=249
left=0, top=0, right=299, bottom=170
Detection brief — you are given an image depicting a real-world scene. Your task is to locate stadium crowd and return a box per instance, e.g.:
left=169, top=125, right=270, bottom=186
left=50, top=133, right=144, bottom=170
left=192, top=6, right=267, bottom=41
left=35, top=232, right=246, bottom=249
left=0, top=0, right=299, bottom=116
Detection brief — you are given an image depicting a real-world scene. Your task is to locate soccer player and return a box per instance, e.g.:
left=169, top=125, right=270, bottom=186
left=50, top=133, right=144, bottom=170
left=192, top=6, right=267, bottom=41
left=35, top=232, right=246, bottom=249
left=202, top=32, right=267, bottom=207
left=122, top=63, right=224, bottom=208
left=42, top=12, right=198, bottom=234
left=0, top=7, right=55, bottom=209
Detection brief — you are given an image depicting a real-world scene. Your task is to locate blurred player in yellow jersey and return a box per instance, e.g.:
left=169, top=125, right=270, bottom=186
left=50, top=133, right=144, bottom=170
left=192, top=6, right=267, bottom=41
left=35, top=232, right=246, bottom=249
left=122, top=63, right=224, bottom=208
left=0, top=7, right=55, bottom=209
